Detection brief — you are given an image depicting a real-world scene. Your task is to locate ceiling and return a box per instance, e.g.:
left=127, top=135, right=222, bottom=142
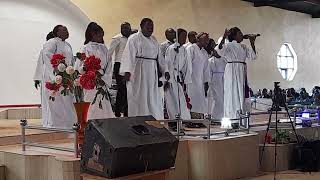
left=243, top=0, right=320, bottom=18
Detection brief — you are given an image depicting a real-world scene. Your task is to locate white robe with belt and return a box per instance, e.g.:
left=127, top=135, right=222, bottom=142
left=76, top=42, right=115, bottom=120
left=120, top=32, right=166, bottom=120
left=164, top=44, right=192, bottom=120
left=41, top=37, right=77, bottom=129
left=222, top=40, right=257, bottom=119
left=207, top=56, right=227, bottom=119
left=186, top=44, right=210, bottom=114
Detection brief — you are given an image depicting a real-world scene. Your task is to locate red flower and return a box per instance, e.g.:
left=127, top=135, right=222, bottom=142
left=45, top=82, right=61, bottom=91
left=51, top=54, right=65, bottom=68
left=80, top=71, right=96, bottom=90
left=84, top=55, right=101, bottom=71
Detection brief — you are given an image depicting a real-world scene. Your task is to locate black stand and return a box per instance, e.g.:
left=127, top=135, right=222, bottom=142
left=260, top=82, right=300, bottom=180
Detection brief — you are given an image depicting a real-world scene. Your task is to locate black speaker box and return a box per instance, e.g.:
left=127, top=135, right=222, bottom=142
left=80, top=116, right=179, bottom=178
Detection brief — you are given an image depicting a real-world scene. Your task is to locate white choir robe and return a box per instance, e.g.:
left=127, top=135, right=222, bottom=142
left=164, top=44, right=192, bottom=120
left=33, top=50, right=44, bottom=81
left=76, top=42, right=115, bottom=120
left=207, top=56, right=227, bottom=120
left=222, top=40, right=257, bottom=119
left=186, top=44, right=210, bottom=114
left=41, top=37, right=77, bottom=129
left=119, top=32, right=167, bottom=120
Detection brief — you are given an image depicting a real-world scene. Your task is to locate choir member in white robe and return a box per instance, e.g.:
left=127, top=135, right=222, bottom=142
left=207, top=48, right=227, bottom=120
left=164, top=28, right=191, bottom=120
left=120, top=18, right=169, bottom=120
left=222, top=27, right=257, bottom=119
left=108, top=22, right=131, bottom=117
left=186, top=32, right=210, bottom=115
left=76, top=22, right=114, bottom=120
left=183, top=31, right=197, bottom=48
left=41, top=25, right=77, bottom=129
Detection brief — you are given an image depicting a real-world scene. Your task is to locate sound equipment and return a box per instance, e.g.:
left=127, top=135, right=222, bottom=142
left=80, top=116, right=179, bottom=178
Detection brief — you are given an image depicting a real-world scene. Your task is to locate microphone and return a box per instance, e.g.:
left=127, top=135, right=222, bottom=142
left=243, top=34, right=261, bottom=39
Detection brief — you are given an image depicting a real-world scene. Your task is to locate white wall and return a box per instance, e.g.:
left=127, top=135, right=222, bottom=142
left=0, top=0, right=90, bottom=105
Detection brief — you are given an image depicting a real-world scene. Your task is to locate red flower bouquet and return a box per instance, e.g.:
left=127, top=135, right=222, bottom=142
left=77, top=54, right=110, bottom=109
left=45, top=53, right=81, bottom=101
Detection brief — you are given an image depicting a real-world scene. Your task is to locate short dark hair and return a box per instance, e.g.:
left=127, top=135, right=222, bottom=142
left=228, top=27, right=241, bottom=42
left=84, top=22, right=104, bottom=44
left=121, top=22, right=130, bottom=27
left=188, top=31, right=197, bottom=38
left=140, top=18, right=153, bottom=28
left=177, top=28, right=187, bottom=37
left=52, top=25, right=64, bottom=37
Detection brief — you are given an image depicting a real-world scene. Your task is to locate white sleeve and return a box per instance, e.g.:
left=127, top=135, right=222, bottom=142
left=243, top=44, right=257, bottom=61
left=203, top=56, right=210, bottom=83
left=102, top=48, right=113, bottom=86
left=108, top=37, right=120, bottom=60
left=183, top=49, right=192, bottom=84
left=186, top=46, right=194, bottom=78
left=33, top=51, right=43, bottom=81
left=119, top=37, right=137, bottom=76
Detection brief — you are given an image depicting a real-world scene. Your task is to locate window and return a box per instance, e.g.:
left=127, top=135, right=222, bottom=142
left=277, top=43, right=297, bottom=81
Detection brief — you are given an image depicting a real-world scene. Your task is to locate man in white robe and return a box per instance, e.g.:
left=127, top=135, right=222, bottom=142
left=108, top=22, right=131, bottom=117
left=164, top=28, right=192, bottom=120
left=186, top=32, right=210, bottom=118
left=222, top=27, right=257, bottom=120
left=120, top=18, right=169, bottom=120
left=183, top=31, right=197, bottom=49
left=41, top=25, right=77, bottom=129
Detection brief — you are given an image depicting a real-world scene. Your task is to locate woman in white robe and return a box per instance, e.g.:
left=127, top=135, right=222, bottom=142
left=207, top=50, right=227, bottom=120
left=120, top=18, right=168, bottom=120
left=164, top=29, right=192, bottom=120
left=222, top=27, right=257, bottom=119
left=41, top=25, right=77, bottom=129
left=76, top=22, right=114, bottom=120
left=186, top=33, right=210, bottom=115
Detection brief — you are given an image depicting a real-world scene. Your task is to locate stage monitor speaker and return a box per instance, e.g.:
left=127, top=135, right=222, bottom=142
left=80, top=116, right=179, bottom=178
